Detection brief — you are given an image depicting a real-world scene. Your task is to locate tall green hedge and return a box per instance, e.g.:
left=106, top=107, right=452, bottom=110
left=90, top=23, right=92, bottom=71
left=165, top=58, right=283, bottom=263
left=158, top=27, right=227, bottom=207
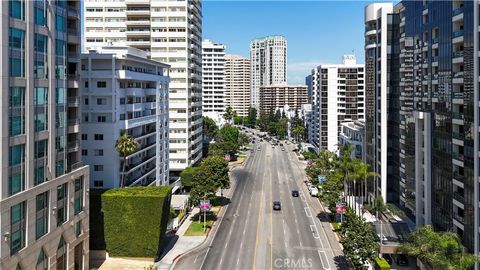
left=102, top=186, right=172, bottom=259
left=374, top=257, right=391, bottom=270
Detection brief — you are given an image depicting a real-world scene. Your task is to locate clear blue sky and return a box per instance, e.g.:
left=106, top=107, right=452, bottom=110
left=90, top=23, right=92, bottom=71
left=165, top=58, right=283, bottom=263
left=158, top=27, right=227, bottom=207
left=203, top=0, right=376, bottom=84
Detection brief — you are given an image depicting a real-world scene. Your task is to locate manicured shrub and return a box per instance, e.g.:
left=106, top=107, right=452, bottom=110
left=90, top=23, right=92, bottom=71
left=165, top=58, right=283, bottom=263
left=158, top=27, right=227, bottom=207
left=102, top=186, right=172, bottom=259
left=374, top=257, right=390, bottom=270
left=89, top=189, right=108, bottom=250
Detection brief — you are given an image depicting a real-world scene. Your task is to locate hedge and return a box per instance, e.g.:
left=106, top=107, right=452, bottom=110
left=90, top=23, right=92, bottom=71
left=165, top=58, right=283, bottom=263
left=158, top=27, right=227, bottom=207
left=374, top=257, right=390, bottom=270
left=90, top=189, right=108, bottom=250
left=102, top=186, right=172, bottom=259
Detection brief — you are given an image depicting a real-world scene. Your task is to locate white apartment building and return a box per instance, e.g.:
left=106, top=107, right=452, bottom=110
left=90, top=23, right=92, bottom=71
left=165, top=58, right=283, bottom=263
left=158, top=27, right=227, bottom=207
left=81, top=47, right=170, bottom=189
left=0, top=1, right=89, bottom=269
left=250, top=35, right=287, bottom=110
left=339, top=121, right=366, bottom=161
left=225, top=54, right=250, bottom=117
left=309, top=55, right=365, bottom=153
left=84, top=0, right=203, bottom=174
left=202, top=40, right=226, bottom=125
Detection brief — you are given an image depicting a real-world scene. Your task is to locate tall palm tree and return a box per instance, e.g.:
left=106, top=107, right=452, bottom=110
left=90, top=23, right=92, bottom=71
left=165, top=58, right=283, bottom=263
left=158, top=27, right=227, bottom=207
left=115, top=134, right=138, bottom=187
left=338, top=144, right=356, bottom=208
left=351, top=160, right=377, bottom=214
left=223, top=106, right=234, bottom=124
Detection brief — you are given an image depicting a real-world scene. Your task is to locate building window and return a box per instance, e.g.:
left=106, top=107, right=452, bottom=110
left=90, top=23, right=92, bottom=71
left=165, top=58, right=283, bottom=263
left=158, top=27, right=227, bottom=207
left=34, top=165, right=46, bottom=186
left=94, top=165, right=104, bottom=171
left=34, top=87, right=48, bottom=132
left=94, top=134, right=104, bottom=140
left=9, top=0, right=24, bottom=20
left=96, top=98, right=105, bottom=105
left=10, top=201, right=25, bottom=255
left=36, top=248, right=48, bottom=270
left=55, top=159, right=65, bottom=177
left=81, top=134, right=87, bottom=140
left=56, top=88, right=66, bottom=105
left=75, top=221, right=82, bottom=237
left=57, top=183, right=67, bottom=226
left=34, top=139, right=48, bottom=158
left=84, top=98, right=89, bottom=105
left=9, top=144, right=25, bottom=196
left=56, top=111, right=66, bottom=128
left=9, top=87, right=25, bottom=136
left=74, top=177, right=84, bottom=214
left=97, top=116, right=106, bottom=122
left=94, top=149, right=104, bottom=156
left=120, top=114, right=126, bottom=120
left=82, top=149, right=88, bottom=156
left=56, top=136, right=65, bottom=152
left=56, top=236, right=67, bottom=270
left=34, top=34, right=47, bottom=78
left=9, top=28, right=25, bottom=77
left=35, top=0, right=47, bottom=26
left=84, top=81, right=89, bottom=88
left=55, top=39, right=66, bottom=56
left=36, top=192, right=49, bottom=239
left=56, top=15, right=66, bottom=32
left=97, top=81, right=107, bottom=88
left=94, top=180, right=104, bottom=187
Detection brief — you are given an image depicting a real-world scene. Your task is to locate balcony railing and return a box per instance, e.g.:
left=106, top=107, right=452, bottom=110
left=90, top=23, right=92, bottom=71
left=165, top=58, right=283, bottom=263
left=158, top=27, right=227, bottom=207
left=453, top=30, right=464, bottom=38
left=431, top=56, right=439, bottom=62
left=452, top=152, right=464, bottom=161
left=453, top=92, right=464, bottom=99
left=453, top=51, right=464, bottom=58
left=432, top=37, right=439, bottom=44
left=452, top=132, right=464, bottom=140
left=454, top=71, right=464, bottom=78
left=453, top=171, right=465, bottom=182
left=453, top=192, right=465, bottom=203
left=453, top=212, right=465, bottom=224
left=452, top=111, right=464, bottom=119
left=453, top=6, right=464, bottom=16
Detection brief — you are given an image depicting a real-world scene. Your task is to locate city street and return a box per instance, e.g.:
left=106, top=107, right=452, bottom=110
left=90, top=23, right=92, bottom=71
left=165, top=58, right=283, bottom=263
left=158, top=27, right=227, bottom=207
left=174, top=140, right=348, bottom=270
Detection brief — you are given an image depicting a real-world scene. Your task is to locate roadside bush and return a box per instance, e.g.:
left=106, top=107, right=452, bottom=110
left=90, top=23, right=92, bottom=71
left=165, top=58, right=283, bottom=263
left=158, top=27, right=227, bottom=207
left=102, top=186, right=172, bottom=259
left=374, top=257, right=390, bottom=270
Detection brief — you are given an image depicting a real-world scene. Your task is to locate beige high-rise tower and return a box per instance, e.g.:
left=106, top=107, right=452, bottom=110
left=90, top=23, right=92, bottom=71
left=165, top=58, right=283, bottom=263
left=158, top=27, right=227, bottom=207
left=225, top=54, right=250, bottom=117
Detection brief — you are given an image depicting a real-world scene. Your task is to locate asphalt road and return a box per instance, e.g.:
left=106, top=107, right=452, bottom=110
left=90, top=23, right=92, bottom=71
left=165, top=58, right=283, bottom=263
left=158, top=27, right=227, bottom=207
left=174, top=141, right=348, bottom=270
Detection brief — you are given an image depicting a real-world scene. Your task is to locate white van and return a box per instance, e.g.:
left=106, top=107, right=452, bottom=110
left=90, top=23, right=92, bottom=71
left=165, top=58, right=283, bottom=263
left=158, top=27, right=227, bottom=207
left=310, top=187, right=319, bottom=197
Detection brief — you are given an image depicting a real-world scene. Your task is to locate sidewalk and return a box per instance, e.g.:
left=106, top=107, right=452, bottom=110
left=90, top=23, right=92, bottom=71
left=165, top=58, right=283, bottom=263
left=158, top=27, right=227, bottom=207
left=155, top=152, right=248, bottom=270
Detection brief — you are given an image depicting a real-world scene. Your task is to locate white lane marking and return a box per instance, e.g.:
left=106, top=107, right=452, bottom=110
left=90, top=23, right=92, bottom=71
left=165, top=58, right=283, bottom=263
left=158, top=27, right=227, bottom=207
left=283, top=219, right=288, bottom=248
left=318, top=250, right=331, bottom=270
left=304, top=207, right=312, bottom=218
left=194, top=254, right=199, bottom=264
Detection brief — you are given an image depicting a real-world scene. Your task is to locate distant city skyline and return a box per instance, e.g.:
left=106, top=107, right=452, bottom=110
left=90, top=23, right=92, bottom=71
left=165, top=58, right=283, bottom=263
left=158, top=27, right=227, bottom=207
left=203, top=1, right=372, bottom=84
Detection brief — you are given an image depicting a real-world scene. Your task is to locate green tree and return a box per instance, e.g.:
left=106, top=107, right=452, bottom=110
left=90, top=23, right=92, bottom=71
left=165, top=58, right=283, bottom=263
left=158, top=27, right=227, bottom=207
left=200, top=156, right=230, bottom=190
left=237, top=132, right=251, bottom=149
left=247, top=107, right=257, bottom=127
left=292, top=125, right=305, bottom=142
left=258, top=111, right=269, bottom=131
left=189, top=167, right=217, bottom=205
left=203, top=116, right=218, bottom=141
left=218, top=125, right=239, bottom=148
left=350, top=160, right=377, bottom=214
left=242, top=116, right=249, bottom=126
left=223, top=106, right=234, bottom=123
left=338, top=144, right=356, bottom=205
left=399, top=225, right=479, bottom=270
left=115, top=134, right=138, bottom=187
left=179, top=166, right=200, bottom=188
left=276, top=118, right=288, bottom=139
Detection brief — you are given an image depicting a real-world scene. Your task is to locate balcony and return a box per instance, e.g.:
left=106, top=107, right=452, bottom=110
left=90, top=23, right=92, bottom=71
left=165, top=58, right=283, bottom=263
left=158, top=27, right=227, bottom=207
left=67, top=7, right=80, bottom=18
left=126, top=40, right=150, bottom=46
left=453, top=71, right=464, bottom=78
left=453, top=192, right=465, bottom=204
left=452, top=132, right=464, bottom=141
left=452, top=30, right=464, bottom=44
left=452, top=152, right=464, bottom=161
left=125, top=19, right=150, bottom=26
left=453, top=92, right=464, bottom=99
left=126, top=30, right=151, bottom=36
left=453, top=171, right=465, bottom=183
left=67, top=140, right=80, bottom=153
left=68, top=96, right=80, bottom=107
left=453, top=212, right=465, bottom=224
left=431, top=56, right=439, bottom=63
left=432, top=37, right=439, bottom=44
left=452, top=112, right=464, bottom=120
left=125, top=9, right=150, bottom=16
left=453, top=6, right=464, bottom=16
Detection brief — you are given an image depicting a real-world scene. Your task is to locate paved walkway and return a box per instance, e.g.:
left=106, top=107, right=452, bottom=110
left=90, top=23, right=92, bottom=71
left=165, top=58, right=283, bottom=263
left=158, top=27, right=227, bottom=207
left=98, top=256, right=154, bottom=270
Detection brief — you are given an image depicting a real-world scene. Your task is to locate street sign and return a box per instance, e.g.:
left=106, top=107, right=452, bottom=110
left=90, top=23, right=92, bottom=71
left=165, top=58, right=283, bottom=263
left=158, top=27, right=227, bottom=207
left=200, top=200, right=211, bottom=210
left=336, top=202, right=346, bottom=214
left=318, top=175, right=326, bottom=184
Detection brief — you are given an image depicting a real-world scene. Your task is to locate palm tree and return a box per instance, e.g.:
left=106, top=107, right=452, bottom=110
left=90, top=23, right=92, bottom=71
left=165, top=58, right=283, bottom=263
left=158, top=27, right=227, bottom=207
left=351, top=160, right=377, bottom=214
left=338, top=144, right=356, bottom=208
left=115, top=134, right=138, bottom=187
left=399, top=225, right=479, bottom=270
left=223, top=106, right=234, bottom=124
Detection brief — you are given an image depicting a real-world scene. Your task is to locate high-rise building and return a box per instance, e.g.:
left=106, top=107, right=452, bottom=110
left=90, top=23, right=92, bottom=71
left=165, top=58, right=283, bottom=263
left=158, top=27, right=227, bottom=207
left=250, top=35, right=287, bottom=110
left=364, top=3, right=398, bottom=206
left=305, top=74, right=313, bottom=103
left=81, top=47, right=170, bottom=189
left=202, top=40, right=225, bottom=125
left=366, top=0, right=480, bottom=254
left=84, top=0, right=203, bottom=174
left=0, top=0, right=89, bottom=268
left=309, top=55, right=365, bottom=153
left=259, top=84, right=307, bottom=114
left=225, top=54, right=251, bottom=117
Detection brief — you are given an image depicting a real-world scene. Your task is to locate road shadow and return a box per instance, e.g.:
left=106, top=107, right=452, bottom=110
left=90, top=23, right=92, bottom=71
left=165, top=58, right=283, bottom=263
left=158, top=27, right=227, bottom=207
left=211, top=196, right=231, bottom=207
left=157, top=232, right=179, bottom=261
left=317, top=212, right=331, bottom=223
left=334, top=255, right=350, bottom=269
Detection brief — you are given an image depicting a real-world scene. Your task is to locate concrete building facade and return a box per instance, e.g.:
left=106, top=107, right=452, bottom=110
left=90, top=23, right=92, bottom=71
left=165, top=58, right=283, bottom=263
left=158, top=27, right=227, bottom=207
left=339, top=121, right=366, bottom=161
left=202, top=39, right=225, bottom=125
left=250, top=35, right=287, bottom=110
left=259, top=84, right=307, bottom=114
left=309, top=55, right=365, bottom=153
left=225, top=54, right=250, bottom=117
left=81, top=47, right=170, bottom=189
left=84, top=0, right=203, bottom=174
left=0, top=0, right=89, bottom=269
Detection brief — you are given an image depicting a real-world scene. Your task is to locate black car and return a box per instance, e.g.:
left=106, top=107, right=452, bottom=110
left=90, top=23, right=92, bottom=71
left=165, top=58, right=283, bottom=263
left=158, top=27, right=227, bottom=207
left=383, top=254, right=392, bottom=265
left=396, top=254, right=408, bottom=266
left=291, top=190, right=299, bottom=197
left=273, top=201, right=281, bottom=210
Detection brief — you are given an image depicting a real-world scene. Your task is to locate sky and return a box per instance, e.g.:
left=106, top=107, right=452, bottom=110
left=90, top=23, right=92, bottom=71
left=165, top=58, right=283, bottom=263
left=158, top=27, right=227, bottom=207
left=202, top=0, right=375, bottom=84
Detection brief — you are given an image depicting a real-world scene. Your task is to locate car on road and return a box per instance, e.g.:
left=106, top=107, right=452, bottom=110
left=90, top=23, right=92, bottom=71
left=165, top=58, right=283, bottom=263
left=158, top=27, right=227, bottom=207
left=281, top=148, right=285, bottom=151
left=310, top=187, right=319, bottom=197
left=396, top=254, right=409, bottom=266
left=291, top=190, right=299, bottom=197
left=383, top=254, right=393, bottom=265
left=273, top=201, right=281, bottom=210
left=257, top=148, right=261, bottom=151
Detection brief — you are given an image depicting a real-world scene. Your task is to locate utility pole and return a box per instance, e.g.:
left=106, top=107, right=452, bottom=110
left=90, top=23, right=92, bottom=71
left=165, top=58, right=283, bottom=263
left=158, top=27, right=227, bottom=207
left=204, top=193, right=207, bottom=232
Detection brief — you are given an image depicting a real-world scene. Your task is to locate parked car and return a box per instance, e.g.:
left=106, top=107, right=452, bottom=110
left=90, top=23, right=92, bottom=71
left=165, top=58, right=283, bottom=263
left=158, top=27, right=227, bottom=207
left=291, top=190, right=299, bottom=197
left=383, top=254, right=393, bottom=265
left=281, top=148, right=285, bottom=151
left=273, top=201, right=281, bottom=210
left=396, top=254, right=409, bottom=266
left=310, top=187, right=319, bottom=197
